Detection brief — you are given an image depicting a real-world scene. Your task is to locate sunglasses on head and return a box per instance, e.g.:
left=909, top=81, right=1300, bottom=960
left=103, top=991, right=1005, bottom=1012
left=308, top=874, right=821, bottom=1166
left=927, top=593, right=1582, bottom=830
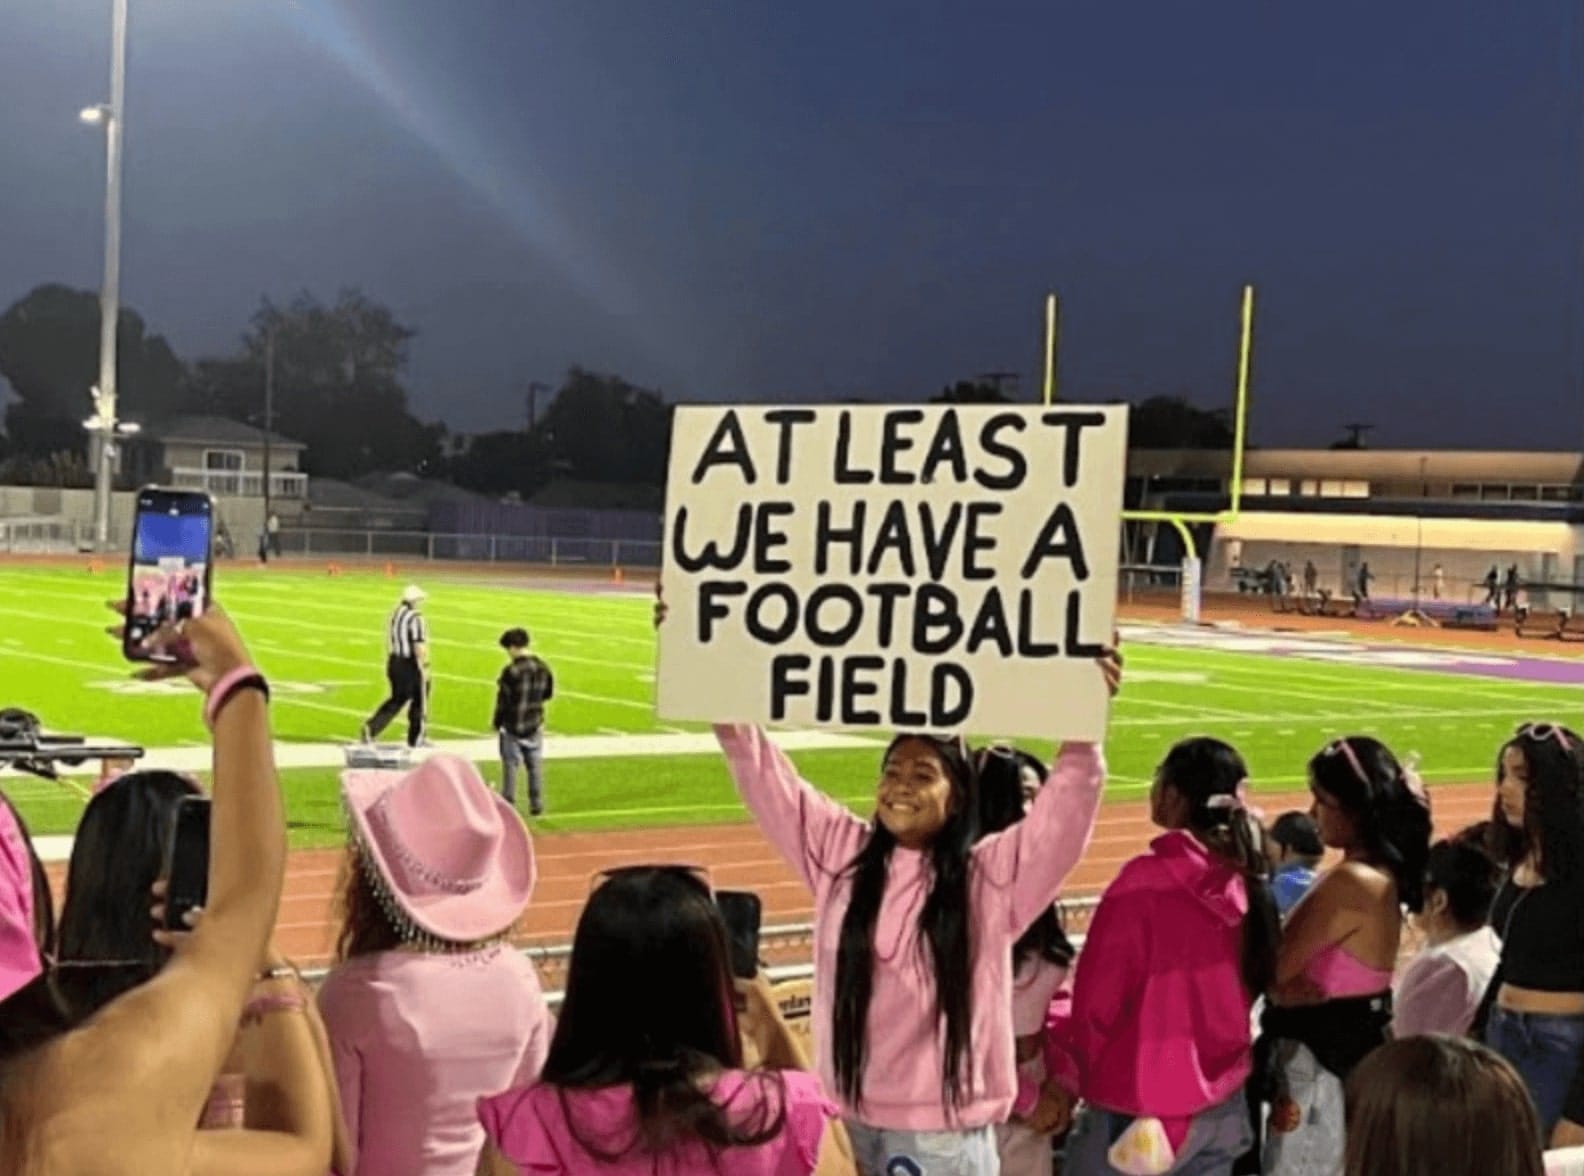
left=973, top=741, right=1018, bottom=771
left=1517, top=723, right=1572, bottom=751
left=1321, top=737, right=1371, bottom=788
left=588, top=862, right=714, bottom=897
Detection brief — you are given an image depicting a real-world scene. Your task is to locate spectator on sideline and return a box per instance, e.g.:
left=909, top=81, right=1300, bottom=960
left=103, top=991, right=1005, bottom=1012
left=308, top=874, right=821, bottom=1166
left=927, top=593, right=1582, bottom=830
left=1049, top=737, right=1275, bottom=1174
left=971, top=745, right=1077, bottom=1175
left=493, top=626, right=555, bottom=817
left=318, top=755, right=550, bottom=1175
left=0, top=606, right=335, bottom=1173
left=1393, top=838, right=1501, bottom=1039
left=1267, top=811, right=1324, bottom=917
left=361, top=584, right=429, bottom=749
left=477, top=866, right=841, bottom=1174
left=1484, top=723, right=1584, bottom=1145
left=1343, top=1036, right=1544, bottom=1176
left=1254, top=736, right=1432, bottom=1176
left=660, top=586, right=1121, bottom=1175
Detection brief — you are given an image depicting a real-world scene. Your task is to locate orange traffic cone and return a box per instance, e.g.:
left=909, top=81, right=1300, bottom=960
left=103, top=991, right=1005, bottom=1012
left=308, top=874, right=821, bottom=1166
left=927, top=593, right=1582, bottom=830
left=384, top=561, right=394, bottom=578
left=612, top=566, right=624, bottom=585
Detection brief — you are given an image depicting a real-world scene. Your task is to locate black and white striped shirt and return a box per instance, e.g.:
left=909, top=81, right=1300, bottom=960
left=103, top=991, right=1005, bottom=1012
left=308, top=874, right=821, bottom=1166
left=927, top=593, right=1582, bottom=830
left=387, top=603, right=428, bottom=660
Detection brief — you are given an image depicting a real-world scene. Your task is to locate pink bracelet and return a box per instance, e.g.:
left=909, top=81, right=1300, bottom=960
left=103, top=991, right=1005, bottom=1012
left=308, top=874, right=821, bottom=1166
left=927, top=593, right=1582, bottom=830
left=204, top=665, right=269, bottom=730
left=241, top=992, right=305, bottom=1025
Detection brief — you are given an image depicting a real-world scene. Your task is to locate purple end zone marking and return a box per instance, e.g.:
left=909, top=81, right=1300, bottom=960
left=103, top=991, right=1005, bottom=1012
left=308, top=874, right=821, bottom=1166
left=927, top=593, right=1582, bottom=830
left=1133, top=624, right=1584, bottom=689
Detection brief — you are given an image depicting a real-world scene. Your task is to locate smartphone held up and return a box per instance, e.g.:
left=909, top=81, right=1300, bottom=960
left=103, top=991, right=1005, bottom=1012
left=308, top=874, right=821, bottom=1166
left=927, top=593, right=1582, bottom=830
left=163, top=794, right=211, bottom=932
left=122, top=487, right=215, bottom=663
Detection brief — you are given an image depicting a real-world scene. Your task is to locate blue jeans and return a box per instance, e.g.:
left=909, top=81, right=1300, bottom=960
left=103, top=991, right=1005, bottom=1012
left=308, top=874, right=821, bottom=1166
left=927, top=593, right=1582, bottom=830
left=499, top=730, right=544, bottom=813
left=845, top=1121, right=999, bottom=1175
left=1065, top=1093, right=1253, bottom=1176
left=1486, top=1006, right=1584, bottom=1138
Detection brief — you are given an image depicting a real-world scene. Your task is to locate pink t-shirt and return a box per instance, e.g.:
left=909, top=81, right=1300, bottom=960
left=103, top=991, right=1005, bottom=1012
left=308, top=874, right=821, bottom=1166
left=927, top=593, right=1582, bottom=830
left=317, top=946, right=552, bottom=1176
left=477, top=1068, right=836, bottom=1174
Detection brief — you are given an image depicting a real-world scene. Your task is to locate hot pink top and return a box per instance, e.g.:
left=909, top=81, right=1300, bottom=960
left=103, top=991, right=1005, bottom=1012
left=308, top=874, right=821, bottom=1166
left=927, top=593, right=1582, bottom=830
left=318, top=946, right=552, bottom=1176
left=1303, top=941, right=1393, bottom=998
left=1045, top=830, right=1254, bottom=1119
left=715, top=723, right=1104, bottom=1130
left=477, top=1068, right=837, bottom=1174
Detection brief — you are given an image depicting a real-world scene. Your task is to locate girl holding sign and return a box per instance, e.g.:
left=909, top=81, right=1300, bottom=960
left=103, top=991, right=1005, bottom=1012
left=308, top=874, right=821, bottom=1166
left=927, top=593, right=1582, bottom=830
left=655, top=588, right=1120, bottom=1176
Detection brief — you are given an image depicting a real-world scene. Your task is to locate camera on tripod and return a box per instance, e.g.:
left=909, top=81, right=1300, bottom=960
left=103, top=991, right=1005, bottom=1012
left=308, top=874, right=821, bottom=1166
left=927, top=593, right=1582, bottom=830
left=0, top=708, right=145, bottom=781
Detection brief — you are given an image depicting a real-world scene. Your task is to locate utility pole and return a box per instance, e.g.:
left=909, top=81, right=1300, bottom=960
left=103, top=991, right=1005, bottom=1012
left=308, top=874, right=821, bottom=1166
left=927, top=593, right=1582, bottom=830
left=262, top=326, right=274, bottom=523
left=86, top=0, right=129, bottom=551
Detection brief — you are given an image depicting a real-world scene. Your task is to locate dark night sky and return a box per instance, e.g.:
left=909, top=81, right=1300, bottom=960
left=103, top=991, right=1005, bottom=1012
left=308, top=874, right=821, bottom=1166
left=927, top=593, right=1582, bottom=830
left=2, top=1, right=1581, bottom=447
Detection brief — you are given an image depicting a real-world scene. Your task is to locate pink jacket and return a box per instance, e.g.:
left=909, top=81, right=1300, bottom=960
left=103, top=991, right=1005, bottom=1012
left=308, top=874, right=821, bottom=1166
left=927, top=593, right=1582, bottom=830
left=1045, top=830, right=1254, bottom=1119
left=715, top=724, right=1104, bottom=1131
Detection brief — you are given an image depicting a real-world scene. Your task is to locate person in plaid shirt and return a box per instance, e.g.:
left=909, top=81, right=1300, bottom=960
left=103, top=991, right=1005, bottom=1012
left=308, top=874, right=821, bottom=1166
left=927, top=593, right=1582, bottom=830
left=493, top=627, right=555, bottom=816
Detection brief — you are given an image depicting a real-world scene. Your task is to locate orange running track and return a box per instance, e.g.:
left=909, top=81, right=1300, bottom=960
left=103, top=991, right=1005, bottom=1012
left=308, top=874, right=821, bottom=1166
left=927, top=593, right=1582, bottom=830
left=267, top=781, right=1496, bottom=968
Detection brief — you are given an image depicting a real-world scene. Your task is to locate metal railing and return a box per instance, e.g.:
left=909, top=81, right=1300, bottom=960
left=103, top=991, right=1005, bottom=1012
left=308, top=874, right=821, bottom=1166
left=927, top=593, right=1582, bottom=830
left=297, top=896, right=1106, bottom=1008
left=275, top=527, right=662, bottom=568
left=0, top=517, right=90, bottom=554
left=171, top=468, right=308, bottom=500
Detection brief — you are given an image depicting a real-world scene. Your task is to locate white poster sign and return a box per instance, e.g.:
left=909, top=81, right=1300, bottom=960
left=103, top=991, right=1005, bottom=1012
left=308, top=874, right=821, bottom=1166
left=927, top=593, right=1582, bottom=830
left=656, top=404, right=1129, bottom=741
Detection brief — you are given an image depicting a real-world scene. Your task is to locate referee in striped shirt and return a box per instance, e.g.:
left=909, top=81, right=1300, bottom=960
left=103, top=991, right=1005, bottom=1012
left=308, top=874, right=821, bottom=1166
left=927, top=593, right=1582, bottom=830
left=360, top=584, right=430, bottom=748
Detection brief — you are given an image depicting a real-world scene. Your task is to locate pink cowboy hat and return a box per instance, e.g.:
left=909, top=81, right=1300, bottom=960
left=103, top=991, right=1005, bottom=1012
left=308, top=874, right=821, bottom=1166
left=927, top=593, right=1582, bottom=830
left=342, top=755, right=535, bottom=944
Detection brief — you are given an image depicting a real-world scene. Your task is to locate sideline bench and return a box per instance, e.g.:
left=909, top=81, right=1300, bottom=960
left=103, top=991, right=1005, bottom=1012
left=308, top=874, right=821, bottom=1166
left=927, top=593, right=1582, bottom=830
left=1516, top=607, right=1584, bottom=642
left=1354, top=597, right=1497, bottom=630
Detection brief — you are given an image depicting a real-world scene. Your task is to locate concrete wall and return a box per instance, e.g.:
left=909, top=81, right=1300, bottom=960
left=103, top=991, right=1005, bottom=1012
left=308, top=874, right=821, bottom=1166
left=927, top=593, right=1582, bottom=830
left=1210, top=511, right=1581, bottom=603
left=0, top=486, right=269, bottom=551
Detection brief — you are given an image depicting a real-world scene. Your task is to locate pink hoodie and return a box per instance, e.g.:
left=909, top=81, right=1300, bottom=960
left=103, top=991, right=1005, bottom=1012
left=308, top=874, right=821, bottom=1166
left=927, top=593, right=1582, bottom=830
left=0, top=799, right=42, bottom=1002
left=1045, top=830, right=1254, bottom=1120
left=714, top=724, right=1104, bottom=1131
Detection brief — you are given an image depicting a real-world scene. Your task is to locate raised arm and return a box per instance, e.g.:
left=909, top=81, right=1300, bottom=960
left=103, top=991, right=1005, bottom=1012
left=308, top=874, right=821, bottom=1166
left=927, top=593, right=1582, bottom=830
left=714, top=724, right=869, bottom=888
left=84, top=606, right=288, bottom=1134
left=974, top=741, right=1106, bottom=934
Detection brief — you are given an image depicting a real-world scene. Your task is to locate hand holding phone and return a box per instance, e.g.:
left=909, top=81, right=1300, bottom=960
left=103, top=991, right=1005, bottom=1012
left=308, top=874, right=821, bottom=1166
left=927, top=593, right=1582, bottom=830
left=163, top=795, right=212, bottom=932
left=123, top=487, right=214, bottom=664
left=716, top=890, right=763, bottom=981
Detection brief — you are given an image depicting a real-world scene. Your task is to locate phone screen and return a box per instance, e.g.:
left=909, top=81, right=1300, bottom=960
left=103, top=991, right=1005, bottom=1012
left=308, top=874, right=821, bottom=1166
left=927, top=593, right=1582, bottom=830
left=164, top=795, right=211, bottom=931
left=124, top=489, right=214, bottom=661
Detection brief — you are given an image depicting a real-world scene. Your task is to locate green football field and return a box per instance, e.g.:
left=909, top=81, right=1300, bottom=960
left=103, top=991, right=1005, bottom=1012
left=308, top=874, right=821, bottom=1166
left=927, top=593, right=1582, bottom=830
left=0, top=564, right=1567, bottom=847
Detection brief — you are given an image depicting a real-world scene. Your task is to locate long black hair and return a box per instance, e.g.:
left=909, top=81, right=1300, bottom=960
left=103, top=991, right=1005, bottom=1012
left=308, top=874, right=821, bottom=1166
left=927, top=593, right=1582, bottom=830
left=541, top=867, right=786, bottom=1163
left=1158, top=737, right=1280, bottom=996
left=1486, top=724, right=1584, bottom=883
left=973, top=746, right=1074, bottom=970
left=1310, top=736, right=1433, bottom=912
left=832, top=733, right=978, bottom=1112
left=53, top=771, right=200, bottom=1020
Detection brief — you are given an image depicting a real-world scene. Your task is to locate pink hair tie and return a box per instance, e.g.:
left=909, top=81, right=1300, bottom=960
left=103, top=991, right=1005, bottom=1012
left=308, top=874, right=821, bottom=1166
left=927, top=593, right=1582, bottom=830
left=204, top=666, right=270, bottom=731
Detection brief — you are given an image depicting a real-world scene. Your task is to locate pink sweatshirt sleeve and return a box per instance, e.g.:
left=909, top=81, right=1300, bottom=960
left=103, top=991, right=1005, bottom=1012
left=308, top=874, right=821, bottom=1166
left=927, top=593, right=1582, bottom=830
left=714, top=723, right=870, bottom=887
left=1393, top=953, right=1471, bottom=1039
left=1049, top=879, right=1146, bottom=1095
left=974, top=742, right=1105, bottom=935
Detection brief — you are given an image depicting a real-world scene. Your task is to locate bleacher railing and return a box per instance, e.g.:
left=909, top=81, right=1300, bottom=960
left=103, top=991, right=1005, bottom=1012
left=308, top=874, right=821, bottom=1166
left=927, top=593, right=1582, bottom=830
left=272, top=527, right=663, bottom=569
left=0, top=517, right=89, bottom=554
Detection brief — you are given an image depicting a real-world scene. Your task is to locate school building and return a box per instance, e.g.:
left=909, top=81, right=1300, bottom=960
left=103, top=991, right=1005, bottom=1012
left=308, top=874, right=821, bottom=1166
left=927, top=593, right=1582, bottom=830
left=1125, top=449, right=1584, bottom=604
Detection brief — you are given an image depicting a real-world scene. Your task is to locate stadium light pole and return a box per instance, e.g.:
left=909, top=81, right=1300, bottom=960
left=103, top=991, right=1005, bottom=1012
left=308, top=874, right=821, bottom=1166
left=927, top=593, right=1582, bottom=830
left=82, top=0, right=129, bottom=552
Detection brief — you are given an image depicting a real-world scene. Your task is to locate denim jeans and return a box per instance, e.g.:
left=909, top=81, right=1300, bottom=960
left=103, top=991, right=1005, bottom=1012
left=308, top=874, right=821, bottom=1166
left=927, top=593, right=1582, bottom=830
left=499, top=730, right=544, bottom=814
left=1065, top=1092, right=1253, bottom=1176
left=1486, top=1006, right=1584, bottom=1138
left=1261, top=1040, right=1345, bottom=1176
left=846, top=1121, right=1000, bottom=1175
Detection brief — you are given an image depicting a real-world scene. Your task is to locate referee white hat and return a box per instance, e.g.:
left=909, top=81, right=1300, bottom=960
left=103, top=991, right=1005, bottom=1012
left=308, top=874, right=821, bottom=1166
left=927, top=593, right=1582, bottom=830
left=401, top=584, right=426, bottom=605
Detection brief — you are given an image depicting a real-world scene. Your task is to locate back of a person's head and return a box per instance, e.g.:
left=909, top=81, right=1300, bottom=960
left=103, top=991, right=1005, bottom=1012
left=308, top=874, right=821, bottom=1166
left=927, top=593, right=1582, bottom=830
left=55, top=771, right=200, bottom=1018
left=971, top=746, right=1071, bottom=969
left=1344, top=1035, right=1543, bottom=1176
left=1424, top=838, right=1501, bottom=930
left=1309, top=736, right=1434, bottom=911
left=1271, top=811, right=1323, bottom=860
left=543, top=867, right=784, bottom=1160
left=1156, top=737, right=1279, bottom=996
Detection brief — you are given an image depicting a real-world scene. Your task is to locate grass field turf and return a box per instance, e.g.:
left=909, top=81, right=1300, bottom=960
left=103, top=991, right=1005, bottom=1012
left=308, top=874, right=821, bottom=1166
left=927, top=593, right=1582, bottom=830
left=0, top=564, right=1565, bottom=846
